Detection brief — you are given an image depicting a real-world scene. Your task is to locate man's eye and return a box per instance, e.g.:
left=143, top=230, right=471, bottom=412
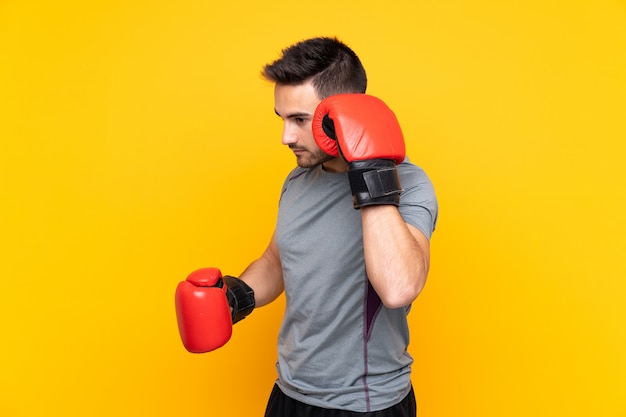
left=295, top=118, right=306, bottom=124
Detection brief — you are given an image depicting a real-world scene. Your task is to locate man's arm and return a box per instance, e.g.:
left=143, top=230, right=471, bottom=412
left=312, top=94, right=432, bottom=309
left=361, top=205, right=430, bottom=309
left=239, top=232, right=284, bottom=307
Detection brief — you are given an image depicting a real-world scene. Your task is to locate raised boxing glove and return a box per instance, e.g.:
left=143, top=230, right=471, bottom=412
left=175, top=267, right=255, bottom=353
left=312, top=94, right=406, bottom=209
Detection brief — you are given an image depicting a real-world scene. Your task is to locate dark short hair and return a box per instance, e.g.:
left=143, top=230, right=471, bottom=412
left=261, top=37, right=367, bottom=99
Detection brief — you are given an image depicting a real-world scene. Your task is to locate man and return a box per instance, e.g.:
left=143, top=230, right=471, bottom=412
left=175, top=37, right=438, bottom=417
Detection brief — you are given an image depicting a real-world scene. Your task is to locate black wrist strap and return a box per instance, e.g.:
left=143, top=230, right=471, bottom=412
left=223, top=276, right=255, bottom=324
left=348, top=160, right=403, bottom=209
left=361, top=167, right=403, bottom=198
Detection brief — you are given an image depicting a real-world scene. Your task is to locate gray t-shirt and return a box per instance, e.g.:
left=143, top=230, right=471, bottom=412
left=274, top=157, right=438, bottom=412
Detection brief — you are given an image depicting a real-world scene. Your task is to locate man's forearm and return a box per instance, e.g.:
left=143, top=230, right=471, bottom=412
left=361, top=205, right=430, bottom=309
left=239, top=233, right=284, bottom=307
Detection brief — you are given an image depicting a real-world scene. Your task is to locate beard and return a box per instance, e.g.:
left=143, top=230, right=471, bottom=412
left=292, top=145, right=334, bottom=169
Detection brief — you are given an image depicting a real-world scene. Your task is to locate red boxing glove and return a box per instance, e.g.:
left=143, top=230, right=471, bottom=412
left=175, top=268, right=255, bottom=353
left=312, top=94, right=406, bottom=208
left=175, top=268, right=233, bottom=353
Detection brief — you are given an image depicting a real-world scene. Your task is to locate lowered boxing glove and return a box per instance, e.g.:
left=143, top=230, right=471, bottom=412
left=312, top=94, right=406, bottom=209
left=175, top=267, right=255, bottom=353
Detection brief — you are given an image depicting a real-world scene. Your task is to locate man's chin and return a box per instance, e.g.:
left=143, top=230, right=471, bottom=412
left=294, top=150, right=334, bottom=169
left=296, top=158, right=321, bottom=169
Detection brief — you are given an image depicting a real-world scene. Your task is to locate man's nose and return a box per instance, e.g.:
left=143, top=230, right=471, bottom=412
left=281, top=123, right=297, bottom=145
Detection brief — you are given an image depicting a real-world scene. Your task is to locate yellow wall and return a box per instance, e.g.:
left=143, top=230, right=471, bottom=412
left=1, top=1, right=625, bottom=416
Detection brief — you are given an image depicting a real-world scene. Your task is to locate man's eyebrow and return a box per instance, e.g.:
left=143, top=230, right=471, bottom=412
left=274, top=109, right=311, bottom=119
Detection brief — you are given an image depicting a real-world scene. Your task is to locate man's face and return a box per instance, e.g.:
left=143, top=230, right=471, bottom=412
left=274, top=80, right=334, bottom=169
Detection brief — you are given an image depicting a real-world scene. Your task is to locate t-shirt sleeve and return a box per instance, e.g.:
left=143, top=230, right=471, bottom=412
left=398, top=159, right=438, bottom=239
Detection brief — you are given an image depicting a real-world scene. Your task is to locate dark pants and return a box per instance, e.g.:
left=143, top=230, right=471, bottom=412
left=264, top=384, right=416, bottom=417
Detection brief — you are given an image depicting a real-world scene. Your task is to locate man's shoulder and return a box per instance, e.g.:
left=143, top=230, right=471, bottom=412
left=286, top=165, right=308, bottom=177
left=283, top=166, right=311, bottom=185
left=398, top=156, right=430, bottom=179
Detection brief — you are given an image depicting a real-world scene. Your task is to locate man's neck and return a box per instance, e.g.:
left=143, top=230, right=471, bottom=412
left=322, top=158, right=348, bottom=173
